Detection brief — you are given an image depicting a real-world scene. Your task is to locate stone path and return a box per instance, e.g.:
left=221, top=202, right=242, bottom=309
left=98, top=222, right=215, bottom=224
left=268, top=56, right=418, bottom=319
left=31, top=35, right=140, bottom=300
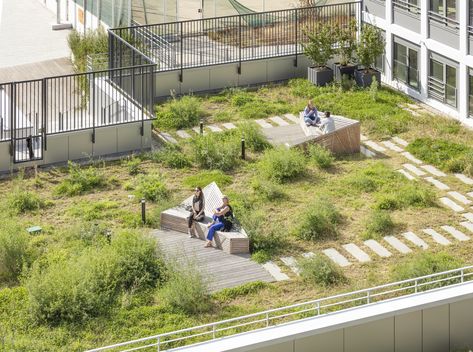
left=421, top=165, right=446, bottom=177
left=403, top=231, right=429, bottom=249
left=322, top=249, right=351, bottom=267
left=255, top=119, right=273, bottom=129
left=364, top=141, right=386, bottom=153
left=384, top=236, right=412, bottom=254
left=284, top=113, right=299, bottom=123
left=448, top=191, right=472, bottom=205
left=262, top=262, right=290, bottom=281
left=425, top=177, right=450, bottom=190
left=441, top=225, right=470, bottom=241
left=280, top=256, right=300, bottom=275
left=455, top=173, right=473, bottom=185
left=364, top=240, right=392, bottom=257
left=439, top=197, right=464, bottom=212
left=381, top=141, right=403, bottom=152
left=422, top=229, right=451, bottom=246
left=360, top=146, right=376, bottom=158
left=222, top=122, right=237, bottom=130
left=159, top=132, right=178, bottom=144
left=392, top=137, right=409, bottom=147
left=402, top=152, right=422, bottom=164
left=342, top=243, right=371, bottom=263
left=269, top=116, right=289, bottom=127
left=463, top=213, right=473, bottom=222
left=403, top=163, right=426, bottom=176
left=176, top=130, right=191, bottom=139
left=398, top=169, right=416, bottom=180
left=460, top=221, right=473, bottom=233
left=207, top=125, right=223, bottom=132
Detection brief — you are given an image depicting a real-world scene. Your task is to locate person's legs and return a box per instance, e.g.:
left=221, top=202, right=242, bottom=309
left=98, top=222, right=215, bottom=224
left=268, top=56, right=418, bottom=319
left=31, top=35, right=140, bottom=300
left=206, top=222, right=225, bottom=246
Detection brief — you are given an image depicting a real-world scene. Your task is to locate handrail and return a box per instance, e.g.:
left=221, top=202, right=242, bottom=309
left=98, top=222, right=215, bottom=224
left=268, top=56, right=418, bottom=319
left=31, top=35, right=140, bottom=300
left=87, top=266, right=473, bottom=352
left=392, top=0, right=420, bottom=15
left=428, top=10, right=459, bottom=29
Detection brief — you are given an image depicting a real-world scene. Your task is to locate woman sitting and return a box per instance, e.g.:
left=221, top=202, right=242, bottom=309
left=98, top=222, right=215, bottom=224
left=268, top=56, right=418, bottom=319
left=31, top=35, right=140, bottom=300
left=205, top=196, right=233, bottom=248
left=187, top=187, right=205, bottom=238
left=303, top=99, right=320, bottom=126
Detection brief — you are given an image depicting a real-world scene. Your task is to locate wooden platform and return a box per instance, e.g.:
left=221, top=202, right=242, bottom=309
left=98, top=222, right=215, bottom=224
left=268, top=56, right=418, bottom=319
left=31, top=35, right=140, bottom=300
left=263, top=115, right=360, bottom=154
left=152, top=229, right=275, bottom=292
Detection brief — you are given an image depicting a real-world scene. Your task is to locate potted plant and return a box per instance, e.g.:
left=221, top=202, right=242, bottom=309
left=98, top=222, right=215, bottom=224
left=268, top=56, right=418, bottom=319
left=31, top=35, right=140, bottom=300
left=303, top=22, right=336, bottom=86
left=334, top=19, right=358, bottom=81
left=355, top=24, right=385, bottom=88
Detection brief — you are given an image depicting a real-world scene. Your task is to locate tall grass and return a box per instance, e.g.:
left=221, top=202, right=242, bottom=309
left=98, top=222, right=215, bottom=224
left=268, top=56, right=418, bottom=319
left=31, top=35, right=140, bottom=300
left=191, top=132, right=240, bottom=171
left=0, top=219, right=30, bottom=284
left=298, top=255, right=346, bottom=287
left=55, top=161, right=108, bottom=196
left=259, top=147, right=306, bottom=183
left=154, top=95, right=204, bottom=130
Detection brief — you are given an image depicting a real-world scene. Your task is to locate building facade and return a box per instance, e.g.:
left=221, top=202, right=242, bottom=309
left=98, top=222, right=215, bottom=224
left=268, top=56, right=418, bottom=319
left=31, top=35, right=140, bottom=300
left=363, top=0, right=473, bottom=126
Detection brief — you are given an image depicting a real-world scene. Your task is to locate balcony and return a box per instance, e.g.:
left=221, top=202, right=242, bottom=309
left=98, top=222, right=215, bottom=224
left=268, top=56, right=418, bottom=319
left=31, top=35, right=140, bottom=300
left=392, top=0, right=420, bottom=33
left=363, top=0, right=385, bottom=19
left=428, top=11, right=459, bottom=49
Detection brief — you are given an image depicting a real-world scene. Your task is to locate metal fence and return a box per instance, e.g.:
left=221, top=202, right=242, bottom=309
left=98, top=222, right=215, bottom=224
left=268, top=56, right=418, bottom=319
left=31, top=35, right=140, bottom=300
left=109, top=2, right=362, bottom=77
left=0, top=64, right=155, bottom=164
left=87, top=265, right=473, bottom=352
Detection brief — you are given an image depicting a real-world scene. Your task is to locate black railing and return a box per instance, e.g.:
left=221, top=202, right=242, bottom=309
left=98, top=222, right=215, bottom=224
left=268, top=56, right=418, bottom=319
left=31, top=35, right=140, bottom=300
left=393, top=0, right=420, bottom=15
left=0, top=64, right=156, bottom=163
left=109, top=2, right=362, bottom=75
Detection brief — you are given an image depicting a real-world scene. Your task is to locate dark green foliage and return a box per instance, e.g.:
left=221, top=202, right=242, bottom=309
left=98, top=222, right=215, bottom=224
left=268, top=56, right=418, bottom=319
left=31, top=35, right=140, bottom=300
left=306, top=144, right=334, bottom=169
left=133, top=174, right=170, bottom=202
left=55, top=162, right=108, bottom=196
left=259, top=147, right=306, bottom=183
left=375, top=183, right=436, bottom=210
left=123, top=157, right=142, bottom=175
left=191, top=132, right=240, bottom=171
left=303, top=22, right=336, bottom=67
left=298, top=255, right=346, bottom=287
left=7, top=188, right=46, bottom=214
left=392, top=252, right=463, bottom=281
left=251, top=178, right=286, bottom=201
left=68, top=29, right=108, bottom=72
left=236, top=121, right=271, bottom=152
left=154, top=95, right=204, bottom=130
left=363, top=209, right=395, bottom=240
left=149, top=145, right=192, bottom=169
left=0, top=219, right=30, bottom=284
left=213, top=281, right=268, bottom=301
left=356, top=24, right=385, bottom=69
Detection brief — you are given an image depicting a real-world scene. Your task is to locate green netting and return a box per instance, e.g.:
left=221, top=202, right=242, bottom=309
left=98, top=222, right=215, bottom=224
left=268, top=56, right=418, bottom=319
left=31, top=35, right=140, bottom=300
left=71, top=0, right=132, bottom=27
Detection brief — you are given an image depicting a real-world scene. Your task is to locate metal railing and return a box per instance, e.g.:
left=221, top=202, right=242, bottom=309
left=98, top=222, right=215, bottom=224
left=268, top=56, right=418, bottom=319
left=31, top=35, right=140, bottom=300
left=109, top=2, right=362, bottom=76
left=392, top=0, right=420, bottom=15
left=87, top=266, right=473, bottom=352
left=428, top=11, right=459, bottom=30
left=428, top=75, right=457, bottom=107
left=393, top=59, right=419, bottom=90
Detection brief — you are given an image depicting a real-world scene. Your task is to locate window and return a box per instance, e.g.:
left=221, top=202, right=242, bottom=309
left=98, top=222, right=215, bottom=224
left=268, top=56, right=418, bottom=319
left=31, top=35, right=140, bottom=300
left=428, top=58, right=457, bottom=107
left=430, top=0, right=457, bottom=20
left=393, top=42, right=419, bottom=89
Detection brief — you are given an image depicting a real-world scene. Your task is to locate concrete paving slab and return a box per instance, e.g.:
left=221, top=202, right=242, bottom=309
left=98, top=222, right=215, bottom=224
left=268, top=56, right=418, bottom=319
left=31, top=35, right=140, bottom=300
left=176, top=130, right=191, bottom=139
left=455, top=173, right=473, bottom=185
left=460, top=221, right=473, bottom=233
left=322, top=248, right=351, bottom=267
left=462, top=213, right=473, bottom=223
left=360, top=145, right=376, bottom=158
left=448, top=192, right=472, bottom=205
left=192, top=127, right=206, bottom=135
left=425, top=177, right=450, bottom=190
left=269, top=116, right=289, bottom=127
left=439, top=197, right=465, bottom=212
left=262, top=261, right=290, bottom=281
left=381, top=140, right=403, bottom=152
left=441, top=225, right=470, bottom=241
left=207, top=125, right=223, bottom=132
left=160, top=132, right=178, bottom=144
left=392, top=136, right=409, bottom=147
left=398, top=169, right=416, bottom=180
left=222, top=123, right=237, bottom=130
left=364, top=140, right=386, bottom=152
left=403, top=163, right=426, bottom=176
left=467, top=192, right=473, bottom=199
left=360, top=134, right=368, bottom=141
left=302, top=252, right=315, bottom=258
left=422, top=229, right=451, bottom=246
left=383, top=236, right=412, bottom=254
left=421, top=165, right=446, bottom=177
left=364, top=240, right=392, bottom=257
left=283, top=113, right=299, bottom=123
left=401, top=152, right=422, bottom=165
left=280, top=256, right=300, bottom=275
left=255, top=119, right=273, bottom=129
left=402, top=231, right=429, bottom=249
left=342, top=243, right=371, bottom=263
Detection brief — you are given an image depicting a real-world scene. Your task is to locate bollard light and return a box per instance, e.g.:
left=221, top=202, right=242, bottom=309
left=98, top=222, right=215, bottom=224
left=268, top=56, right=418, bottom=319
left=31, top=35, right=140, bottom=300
left=241, top=136, right=246, bottom=160
left=199, top=119, right=204, bottom=135
left=141, top=198, right=146, bottom=224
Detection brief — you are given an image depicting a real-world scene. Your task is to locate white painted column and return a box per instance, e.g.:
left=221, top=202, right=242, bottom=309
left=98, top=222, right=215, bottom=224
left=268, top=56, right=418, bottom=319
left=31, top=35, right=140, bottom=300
left=384, top=0, right=393, bottom=82
left=419, top=0, right=429, bottom=99
left=459, top=3, right=469, bottom=119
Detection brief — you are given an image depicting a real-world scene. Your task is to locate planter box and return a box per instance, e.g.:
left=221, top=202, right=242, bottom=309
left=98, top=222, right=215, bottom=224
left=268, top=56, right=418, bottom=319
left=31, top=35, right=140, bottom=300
left=308, top=66, right=333, bottom=86
left=334, top=63, right=357, bottom=81
left=354, top=69, right=381, bottom=88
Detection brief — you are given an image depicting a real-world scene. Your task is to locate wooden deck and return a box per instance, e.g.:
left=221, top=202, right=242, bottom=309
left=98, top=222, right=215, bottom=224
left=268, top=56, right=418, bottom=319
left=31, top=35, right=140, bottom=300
left=152, top=229, right=275, bottom=292
left=263, top=115, right=360, bottom=154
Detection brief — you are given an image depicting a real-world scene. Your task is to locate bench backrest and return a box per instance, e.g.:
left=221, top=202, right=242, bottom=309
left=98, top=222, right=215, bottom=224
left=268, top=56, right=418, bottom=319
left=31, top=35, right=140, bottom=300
left=182, top=181, right=224, bottom=217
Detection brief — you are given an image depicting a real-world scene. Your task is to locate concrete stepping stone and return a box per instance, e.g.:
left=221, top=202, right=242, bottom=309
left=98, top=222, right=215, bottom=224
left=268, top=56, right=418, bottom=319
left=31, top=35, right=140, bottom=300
left=422, top=229, right=451, bottom=246
left=439, top=197, right=464, bottom=212
left=460, top=221, right=473, bottom=233
left=360, top=134, right=368, bottom=141
left=448, top=192, right=472, bottom=205
left=401, top=152, right=422, bottom=165
left=441, top=225, right=470, bottom=241
left=467, top=192, right=473, bottom=199
left=192, top=127, right=206, bottom=135
left=280, top=256, right=300, bottom=275
left=403, top=163, right=426, bottom=176
left=364, top=140, right=386, bottom=152
left=302, top=252, right=315, bottom=258
left=398, top=169, right=416, bottom=180
left=364, top=240, right=392, bottom=258
left=160, top=132, right=178, bottom=144
left=463, top=213, right=473, bottom=222
left=176, top=130, right=191, bottom=139
left=342, top=243, right=371, bottom=263
left=269, top=116, right=289, bottom=127
left=283, top=113, right=299, bottom=123
left=360, top=145, right=376, bottom=158
left=207, top=125, right=223, bottom=132
left=381, top=140, right=403, bottom=152
left=322, top=248, right=351, bottom=267
left=255, top=119, right=273, bottom=129
left=403, top=231, right=429, bottom=249
left=383, top=236, right=412, bottom=254
left=421, top=165, right=446, bottom=177
left=222, top=122, right=237, bottom=130
left=425, top=177, right=450, bottom=190
left=454, top=173, right=473, bottom=185
left=262, top=261, right=290, bottom=281
left=392, top=136, right=409, bottom=147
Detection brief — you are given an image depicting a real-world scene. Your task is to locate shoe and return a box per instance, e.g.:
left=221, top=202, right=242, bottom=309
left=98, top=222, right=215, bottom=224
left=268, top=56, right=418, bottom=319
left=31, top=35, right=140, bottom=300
left=204, top=242, right=212, bottom=248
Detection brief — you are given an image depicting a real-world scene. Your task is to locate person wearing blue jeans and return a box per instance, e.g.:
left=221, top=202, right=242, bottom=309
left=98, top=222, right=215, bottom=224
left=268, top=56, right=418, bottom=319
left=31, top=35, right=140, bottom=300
left=303, top=100, right=320, bottom=126
left=205, top=196, right=233, bottom=248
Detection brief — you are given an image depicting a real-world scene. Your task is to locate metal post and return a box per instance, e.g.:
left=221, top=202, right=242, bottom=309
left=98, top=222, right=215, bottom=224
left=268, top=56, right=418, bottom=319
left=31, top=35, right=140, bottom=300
left=212, top=324, right=216, bottom=339
left=179, top=21, right=184, bottom=82
left=157, top=336, right=160, bottom=352
left=42, top=79, right=47, bottom=151
left=294, top=8, right=298, bottom=67
left=238, top=15, right=242, bottom=74
left=366, top=290, right=371, bottom=304
left=461, top=269, right=464, bottom=283
left=199, top=119, right=204, bottom=135
left=414, top=280, right=418, bottom=293
left=241, top=136, right=245, bottom=160
left=141, top=198, right=146, bottom=224
left=316, top=301, right=320, bottom=315
left=56, top=0, right=61, bottom=24
left=265, top=312, right=269, bottom=327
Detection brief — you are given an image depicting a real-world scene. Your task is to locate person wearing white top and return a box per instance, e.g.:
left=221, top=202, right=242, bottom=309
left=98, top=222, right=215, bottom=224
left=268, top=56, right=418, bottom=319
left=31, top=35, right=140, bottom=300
left=319, top=111, right=335, bottom=134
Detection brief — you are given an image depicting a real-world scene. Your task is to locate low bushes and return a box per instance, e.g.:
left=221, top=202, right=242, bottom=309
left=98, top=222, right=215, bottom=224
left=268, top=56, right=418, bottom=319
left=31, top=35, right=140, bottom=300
left=392, top=252, right=463, bottom=281
left=236, top=121, right=271, bottom=152
left=298, top=255, right=346, bottom=287
left=375, top=183, right=436, bottom=210
left=154, top=95, right=204, bottom=130
left=133, top=174, right=170, bottom=202
left=191, top=132, right=240, bottom=171
left=213, top=281, right=268, bottom=301
left=7, top=188, right=46, bottom=214
left=251, top=178, right=286, bottom=201
left=407, top=138, right=469, bottom=168
left=55, top=162, right=108, bottom=196
left=259, top=147, right=306, bottom=183
left=306, top=144, right=334, bottom=169
left=295, top=197, right=342, bottom=241
left=149, top=145, right=192, bottom=169
left=363, top=209, right=395, bottom=240
left=0, top=219, right=30, bottom=284
left=182, top=170, right=232, bottom=188
left=123, top=157, right=142, bottom=175
left=68, top=29, right=108, bottom=72
left=346, top=162, right=400, bottom=193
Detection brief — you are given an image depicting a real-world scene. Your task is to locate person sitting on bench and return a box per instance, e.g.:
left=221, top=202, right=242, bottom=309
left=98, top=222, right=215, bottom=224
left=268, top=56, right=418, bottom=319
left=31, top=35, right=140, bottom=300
left=205, top=195, right=233, bottom=248
left=303, top=100, right=320, bottom=126
left=319, top=111, right=335, bottom=134
left=187, top=187, right=205, bottom=238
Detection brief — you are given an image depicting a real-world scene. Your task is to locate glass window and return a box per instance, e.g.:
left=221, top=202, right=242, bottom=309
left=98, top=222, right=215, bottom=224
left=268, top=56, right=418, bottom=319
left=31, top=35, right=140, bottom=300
left=430, top=59, right=444, bottom=81
left=408, top=49, right=418, bottom=88
left=446, top=65, right=457, bottom=106
left=430, top=0, right=457, bottom=20
left=393, top=42, right=419, bottom=89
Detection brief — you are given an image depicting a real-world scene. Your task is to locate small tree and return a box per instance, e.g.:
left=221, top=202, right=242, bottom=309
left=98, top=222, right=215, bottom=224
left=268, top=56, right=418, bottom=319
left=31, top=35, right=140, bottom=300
left=356, top=24, right=385, bottom=72
left=303, top=22, right=336, bottom=68
left=336, top=19, right=357, bottom=66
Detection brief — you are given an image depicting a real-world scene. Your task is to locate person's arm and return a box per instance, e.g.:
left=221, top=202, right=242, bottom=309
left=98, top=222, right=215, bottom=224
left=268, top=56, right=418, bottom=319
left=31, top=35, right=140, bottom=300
left=214, top=206, right=229, bottom=216
left=197, top=198, right=205, bottom=217
left=319, top=118, right=328, bottom=130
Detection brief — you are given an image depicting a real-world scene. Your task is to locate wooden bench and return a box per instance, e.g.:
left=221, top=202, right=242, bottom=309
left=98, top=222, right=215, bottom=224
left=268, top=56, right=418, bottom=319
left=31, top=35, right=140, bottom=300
left=160, top=182, right=250, bottom=254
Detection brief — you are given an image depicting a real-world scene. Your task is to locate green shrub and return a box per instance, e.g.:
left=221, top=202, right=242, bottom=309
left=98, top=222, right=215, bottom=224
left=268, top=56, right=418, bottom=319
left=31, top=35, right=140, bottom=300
left=182, top=170, right=232, bottom=188
left=159, top=260, right=211, bottom=315
left=363, top=209, right=395, bottom=240
left=295, top=197, right=342, bottom=241
left=55, top=161, right=108, bottom=196
left=191, top=132, right=240, bottom=171
left=0, top=220, right=30, bottom=284
left=68, top=29, right=108, bottom=72
left=154, top=95, right=204, bottom=130
left=237, top=121, right=271, bottom=152
left=346, top=162, right=401, bottom=193
left=213, top=281, right=267, bottom=301
left=392, top=252, right=463, bottom=281
left=376, top=183, right=436, bottom=210
left=149, top=145, right=192, bottom=169
left=259, top=147, right=306, bottom=183
left=68, top=200, right=120, bottom=221
left=251, top=178, right=286, bottom=201
left=447, top=151, right=473, bottom=176
left=298, top=255, right=346, bottom=287
left=7, top=188, right=45, bottom=214
left=369, top=76, right=379, bottom=101
left=307, top=144, right=334, bottom=169
left=407, top=138, right=470, bottom=169
left=123, top=157, right=142, bottom=175
left=133, top=174, right=170, bottom=202
left=230, top=90, right=256, bottom=107
left=251, top=250, right=272, bottom=264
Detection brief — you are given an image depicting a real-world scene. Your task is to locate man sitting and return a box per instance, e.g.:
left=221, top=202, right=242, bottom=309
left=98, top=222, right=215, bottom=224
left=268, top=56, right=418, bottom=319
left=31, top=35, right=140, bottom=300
left=303, top=100, right=320, bottom=126
left=319, top=111, right=335, bottom=134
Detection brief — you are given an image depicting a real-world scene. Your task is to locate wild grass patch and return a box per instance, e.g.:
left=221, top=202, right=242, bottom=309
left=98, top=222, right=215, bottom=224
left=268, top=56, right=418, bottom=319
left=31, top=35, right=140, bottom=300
left=306, top=144, right=334, bottom=169
left=362, top=209, right=395, bottom=240
left=182, top=170, right=232, bottom=188
left=392, top=252, right=463, bottom=281
left=191, top=132, right=240, bottom=171
left=259, top=147, right=306, bottom=183
left=298, top=255, right=346, bottom=287
left=55, top=162, right=109, bottom=196
left=132, top=174, right=170, bottom=202
left=154, top=95, right=204, bottom=130
left=148, top=144, right=192, bottom=169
